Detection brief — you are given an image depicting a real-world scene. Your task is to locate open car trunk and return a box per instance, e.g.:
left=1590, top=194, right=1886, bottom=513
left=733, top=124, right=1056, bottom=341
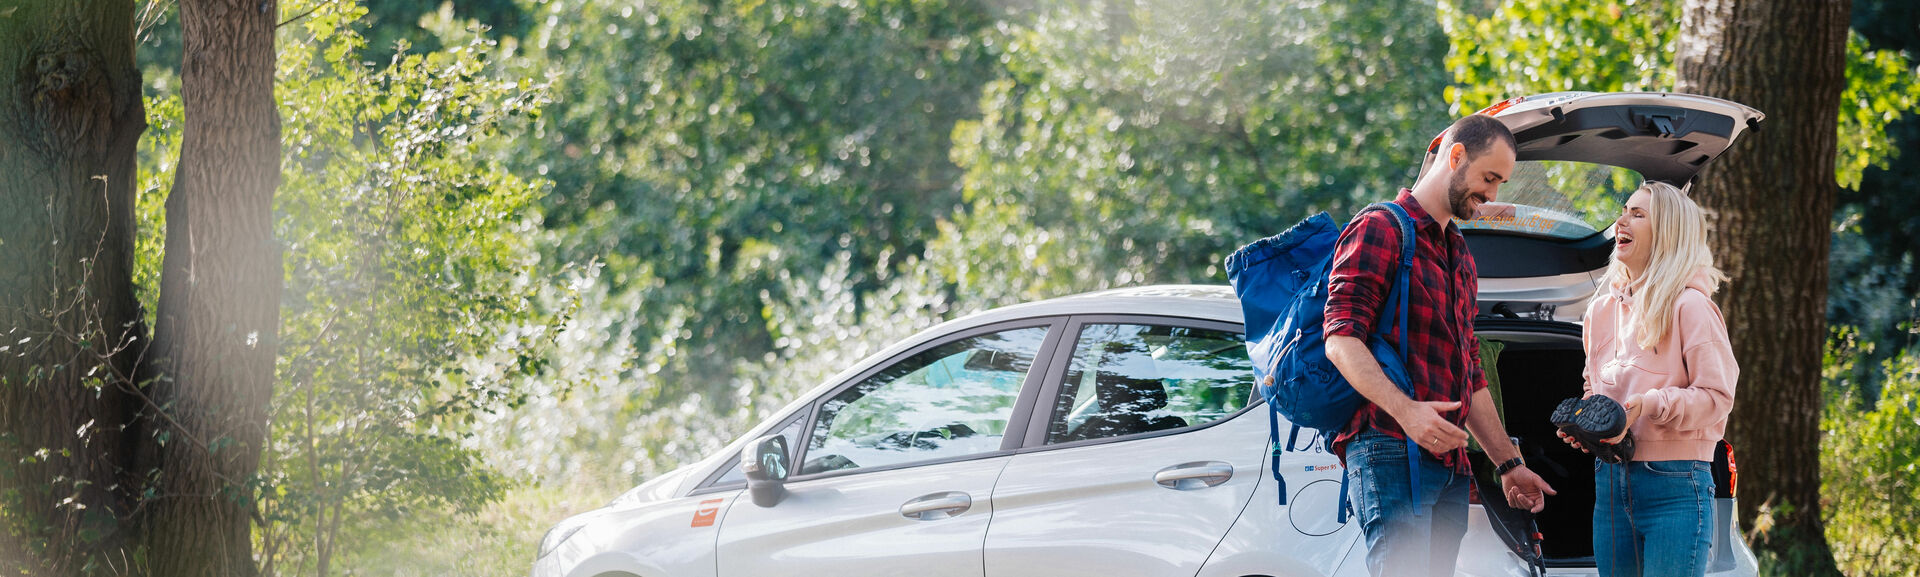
left=1469, top=320, right=1739, bottom=572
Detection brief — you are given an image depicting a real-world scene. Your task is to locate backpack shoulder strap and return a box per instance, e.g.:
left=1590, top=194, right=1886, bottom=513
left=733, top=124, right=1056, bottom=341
left=1362, top=202, right=1428, bottom=518
left=1359, top=202, right=1417, bottom=362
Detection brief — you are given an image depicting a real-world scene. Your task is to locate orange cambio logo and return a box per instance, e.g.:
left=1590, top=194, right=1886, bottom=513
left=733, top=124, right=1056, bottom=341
left=691, top=498, right=724, bottom=528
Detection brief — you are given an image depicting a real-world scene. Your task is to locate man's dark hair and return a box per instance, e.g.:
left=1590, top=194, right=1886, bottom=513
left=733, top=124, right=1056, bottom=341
left=1447, top=113, right=1517, bottom=160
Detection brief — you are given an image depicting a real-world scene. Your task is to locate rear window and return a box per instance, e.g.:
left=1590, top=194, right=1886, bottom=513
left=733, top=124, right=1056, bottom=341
left=1459, top=160, right=1642, bottom=240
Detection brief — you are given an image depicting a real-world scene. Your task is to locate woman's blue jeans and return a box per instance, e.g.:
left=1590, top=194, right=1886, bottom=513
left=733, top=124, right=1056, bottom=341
left=1345, top=431, right=1471, bottom=577
left=1593, top=459, right=1717, bottom=577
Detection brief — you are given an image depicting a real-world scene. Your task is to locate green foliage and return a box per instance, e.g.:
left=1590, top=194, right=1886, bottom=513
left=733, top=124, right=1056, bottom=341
left=1832, top=1, right=1920, bottom=401
left=358, top=0, right=531, bottom=61
left=263, top=1, right=561, bottom=571
left=1438, top=0, right=1676, bottom=114
left=943, top=0, right=1452, bottom=306
left=136, top=0, right=564, bottom=573
left=1838, top=32, right=1920, bottom=191
left=135, top=77, right=181, bottom=326
left=472, top=0, right=1003, bottom=482
left=1822, top=329, right=1920, bottom=577
left=326, top=477, right=616, bottom=576
left=524, top=0, right=1002, bottom=394
left=1827, top=208, right=1918, bottom=404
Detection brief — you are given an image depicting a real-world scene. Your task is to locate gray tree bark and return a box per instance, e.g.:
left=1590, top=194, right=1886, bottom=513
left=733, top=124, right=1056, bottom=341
left=141, top=0, right=284, bottom=574
left=0, top=0, right=148, bottom=574
left=1677, top=0, right=1848, bottom=574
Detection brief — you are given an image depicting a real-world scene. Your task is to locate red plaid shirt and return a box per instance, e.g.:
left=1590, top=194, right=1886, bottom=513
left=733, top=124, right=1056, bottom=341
left=1323, top=190, right=1487, bottom=473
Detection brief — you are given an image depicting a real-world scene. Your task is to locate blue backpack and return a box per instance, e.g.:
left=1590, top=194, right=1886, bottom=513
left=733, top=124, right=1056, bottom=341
left=1224, top=202, right=1425, bottom=523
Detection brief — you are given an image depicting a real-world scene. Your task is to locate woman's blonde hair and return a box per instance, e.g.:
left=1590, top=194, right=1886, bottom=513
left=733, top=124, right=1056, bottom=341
left=1599, top=181, right=1729, bottom=350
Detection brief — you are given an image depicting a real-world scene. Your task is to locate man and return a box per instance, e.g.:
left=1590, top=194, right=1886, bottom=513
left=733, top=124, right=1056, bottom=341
left=1323, top=113, right=1556, bottom=577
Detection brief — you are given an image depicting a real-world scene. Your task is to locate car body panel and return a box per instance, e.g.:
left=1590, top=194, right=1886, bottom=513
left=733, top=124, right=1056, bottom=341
left=1455, top=506, right=1539, bottom=577
left=545, top=491, right=737, bottom=577
left=713, top=455, right=1010, bottom=577
left=1193, top=427, right=1361, bottom=577
left=983, top=397, right=1269, bottom=577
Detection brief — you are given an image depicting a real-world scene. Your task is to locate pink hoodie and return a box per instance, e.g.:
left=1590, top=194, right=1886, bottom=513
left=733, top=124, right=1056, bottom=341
left=1581, top=270, right=1739, bottom=463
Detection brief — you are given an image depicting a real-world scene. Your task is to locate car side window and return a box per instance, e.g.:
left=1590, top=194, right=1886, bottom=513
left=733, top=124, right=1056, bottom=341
left=798, top=326, right=1049, bottom=476
left=1044, top=323, right=1253, bottom=445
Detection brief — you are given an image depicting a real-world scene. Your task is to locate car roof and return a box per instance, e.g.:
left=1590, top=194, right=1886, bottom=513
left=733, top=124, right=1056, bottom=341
left=947, top=284, right=1246, bottom=328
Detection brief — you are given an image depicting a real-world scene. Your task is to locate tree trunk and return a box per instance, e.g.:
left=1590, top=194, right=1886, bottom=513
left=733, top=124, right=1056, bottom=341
left=141, top=0, right=283, bottom=574
left=1676, top=0, right=1848, bottom=574
left=0, top=0, right=148, bottom=574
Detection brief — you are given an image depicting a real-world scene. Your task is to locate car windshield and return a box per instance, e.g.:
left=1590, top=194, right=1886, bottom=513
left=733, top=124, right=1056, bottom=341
left=1458, top=160, right=1642, bottom=240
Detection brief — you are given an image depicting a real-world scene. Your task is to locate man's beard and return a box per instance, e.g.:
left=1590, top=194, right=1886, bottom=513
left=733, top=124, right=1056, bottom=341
left=1447, top=168, right=1474, bottom=219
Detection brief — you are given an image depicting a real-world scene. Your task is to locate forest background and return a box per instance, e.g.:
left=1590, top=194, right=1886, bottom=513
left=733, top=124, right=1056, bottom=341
left=4, top=0, right=1920, bottom=575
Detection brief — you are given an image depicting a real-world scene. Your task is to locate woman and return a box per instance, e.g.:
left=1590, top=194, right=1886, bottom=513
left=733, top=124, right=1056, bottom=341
left=1560, top=181, right=1738, bottom=577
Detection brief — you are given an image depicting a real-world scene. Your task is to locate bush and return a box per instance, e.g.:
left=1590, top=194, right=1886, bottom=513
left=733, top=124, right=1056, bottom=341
left=1822, top=328, right=1920, bottom=577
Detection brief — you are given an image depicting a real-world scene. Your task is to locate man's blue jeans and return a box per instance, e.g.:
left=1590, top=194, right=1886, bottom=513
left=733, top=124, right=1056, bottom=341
left=1345, top=431, right=1471, bottom=577
left=1593, top=460, right=1716, bottom=577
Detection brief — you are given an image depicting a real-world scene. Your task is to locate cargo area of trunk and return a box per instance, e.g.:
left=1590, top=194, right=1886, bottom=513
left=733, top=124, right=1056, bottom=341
left=1470, top=327, right=1598, bottom=566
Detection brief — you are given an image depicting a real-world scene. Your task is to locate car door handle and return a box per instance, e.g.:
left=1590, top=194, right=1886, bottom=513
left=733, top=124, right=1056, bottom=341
left=900, top=491, right=972, bottom=521
left=1155, top=461, right=1234, bottom=490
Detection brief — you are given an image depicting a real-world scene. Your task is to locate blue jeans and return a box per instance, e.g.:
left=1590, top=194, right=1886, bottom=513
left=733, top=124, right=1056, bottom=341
left=1346, top=431, right=1471, bottom=577
left=1594, top=460, right=1717, bottom=577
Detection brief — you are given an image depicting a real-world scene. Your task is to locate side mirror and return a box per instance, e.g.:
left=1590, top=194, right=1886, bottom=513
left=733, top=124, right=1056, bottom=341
left=740, top=435, right=790, bottom=507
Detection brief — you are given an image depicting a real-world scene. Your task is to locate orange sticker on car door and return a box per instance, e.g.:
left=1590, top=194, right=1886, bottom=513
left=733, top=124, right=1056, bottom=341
left=691, top=498, right=724, bottom=527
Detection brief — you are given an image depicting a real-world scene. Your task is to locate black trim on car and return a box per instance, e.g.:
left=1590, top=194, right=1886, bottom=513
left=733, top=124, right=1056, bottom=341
left=1474, top=317, right=1585, bottom=337
left=1510, top=102, right=1738, bottom=185
left=1021, top=319, right=1081, bottom=449
left=778, top=317, right=1069, bottom=485
left=1013, top=314, right=1260, bottom=455
left=780, top=449, right=1019, bottom=486
left=1464, top=230, right=1614, bottom=279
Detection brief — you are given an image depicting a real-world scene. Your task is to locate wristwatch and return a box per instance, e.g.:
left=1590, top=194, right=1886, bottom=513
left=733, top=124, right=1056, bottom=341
left=1495, top=457, right=1526, bottom=476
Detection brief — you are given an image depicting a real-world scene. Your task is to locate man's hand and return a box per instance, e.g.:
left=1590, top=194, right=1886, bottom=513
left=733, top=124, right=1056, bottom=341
left=1474, top=201, right=1517, bottom=220
left=1500, top=466, right=1558, bottom=513
left=1395, top=400, right=1468, bottom=455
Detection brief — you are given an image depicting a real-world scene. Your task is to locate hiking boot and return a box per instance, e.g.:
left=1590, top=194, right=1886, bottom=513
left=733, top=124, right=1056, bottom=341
left=1552, top=396, right=1636, bottom=464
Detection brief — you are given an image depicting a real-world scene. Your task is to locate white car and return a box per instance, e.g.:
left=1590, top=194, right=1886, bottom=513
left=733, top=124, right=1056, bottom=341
left=531, top=92, right=1764, bottom=577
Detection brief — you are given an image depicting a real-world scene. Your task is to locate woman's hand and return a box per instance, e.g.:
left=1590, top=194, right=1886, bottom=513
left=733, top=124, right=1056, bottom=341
left=1602, top=393, right=1644, bottom=445
left=1557, top=429, right=1589, bottom=454
left=1559, top=391, right=1596, bottom=453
